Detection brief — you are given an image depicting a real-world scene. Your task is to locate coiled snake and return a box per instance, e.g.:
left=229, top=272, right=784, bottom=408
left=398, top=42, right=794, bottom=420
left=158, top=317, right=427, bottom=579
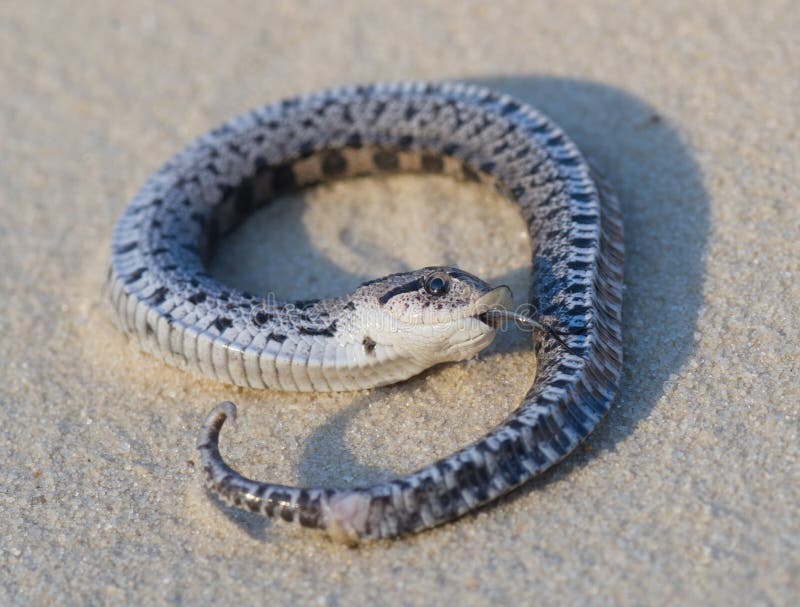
left=107, top=82, right=624, bottom=544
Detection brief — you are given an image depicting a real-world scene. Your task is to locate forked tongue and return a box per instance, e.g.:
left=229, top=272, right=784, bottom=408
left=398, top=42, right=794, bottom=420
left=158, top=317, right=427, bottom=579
left=480, top=299, right=583, bottom=356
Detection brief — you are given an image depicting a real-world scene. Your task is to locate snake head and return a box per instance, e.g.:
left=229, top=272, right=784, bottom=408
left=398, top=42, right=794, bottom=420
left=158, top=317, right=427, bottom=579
left=349, top=266, right=513, bottom=366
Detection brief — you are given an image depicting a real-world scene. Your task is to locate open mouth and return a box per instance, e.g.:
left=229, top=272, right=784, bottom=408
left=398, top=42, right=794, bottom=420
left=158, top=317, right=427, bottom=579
left=471, top=285, right=514, bottom=330
left=474, top=310, right=504, bottom=329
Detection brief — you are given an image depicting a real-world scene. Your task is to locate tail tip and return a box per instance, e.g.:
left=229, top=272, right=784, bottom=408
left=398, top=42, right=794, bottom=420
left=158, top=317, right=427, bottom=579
left=211, top=401, right=238, bottom=424
left=197, top=401, right=238, bottom=450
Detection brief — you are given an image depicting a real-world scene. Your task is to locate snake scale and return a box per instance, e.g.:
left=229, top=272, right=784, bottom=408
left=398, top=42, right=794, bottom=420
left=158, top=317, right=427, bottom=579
left=108, top=82, right=624, bottom=544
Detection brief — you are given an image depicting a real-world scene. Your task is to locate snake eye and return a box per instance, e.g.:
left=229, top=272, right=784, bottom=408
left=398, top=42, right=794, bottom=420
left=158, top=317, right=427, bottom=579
left=424, top=273, right=450, bottom=296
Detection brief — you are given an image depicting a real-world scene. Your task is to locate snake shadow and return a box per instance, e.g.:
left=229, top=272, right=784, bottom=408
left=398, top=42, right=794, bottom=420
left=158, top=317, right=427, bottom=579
left=210, top=76, right=708, bottom=524
left=297, top=395, right=396, bottom=487
left=203, top=490, right=274, bottom=541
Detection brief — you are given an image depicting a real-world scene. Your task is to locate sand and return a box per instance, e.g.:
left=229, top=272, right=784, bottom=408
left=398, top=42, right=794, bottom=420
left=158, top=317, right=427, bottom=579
left=1, top=1, right=798, bottom=605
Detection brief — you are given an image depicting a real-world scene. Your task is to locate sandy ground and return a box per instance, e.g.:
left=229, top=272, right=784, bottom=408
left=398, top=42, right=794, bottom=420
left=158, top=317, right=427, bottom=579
left=1, top=1, right=798, bottom=605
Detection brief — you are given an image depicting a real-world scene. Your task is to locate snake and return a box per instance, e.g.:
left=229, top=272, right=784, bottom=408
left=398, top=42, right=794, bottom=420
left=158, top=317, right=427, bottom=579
left=107, top=81, right=624, bottom=544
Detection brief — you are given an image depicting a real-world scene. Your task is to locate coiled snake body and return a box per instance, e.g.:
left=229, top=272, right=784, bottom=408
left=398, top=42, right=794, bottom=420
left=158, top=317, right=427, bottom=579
left=108, top=82, right=623, bottom=543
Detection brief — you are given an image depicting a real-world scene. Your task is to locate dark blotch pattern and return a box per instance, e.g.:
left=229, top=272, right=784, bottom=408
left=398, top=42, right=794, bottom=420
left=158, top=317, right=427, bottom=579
left=212, top=317, right=233, bottom=332
left=149, top=286, right=169, bottom=305
left=115, top=242, right=137, bottom=254
left=421, top=153, right=444, bottom=173
left=125, top=268, right=146, bottom=284
left=253, top=310, right=273, bottom=326
left=321, top=150, right=348, bottom=176
left=462, top=164, right=481, bottom=182
left=373, top=150, right=399, bottom=171
left=272, top=165, right=296, bottom=191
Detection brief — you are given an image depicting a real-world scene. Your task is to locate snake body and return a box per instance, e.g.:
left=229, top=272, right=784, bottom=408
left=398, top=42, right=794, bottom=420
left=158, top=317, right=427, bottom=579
left=108, top=82, right=623, bottom=543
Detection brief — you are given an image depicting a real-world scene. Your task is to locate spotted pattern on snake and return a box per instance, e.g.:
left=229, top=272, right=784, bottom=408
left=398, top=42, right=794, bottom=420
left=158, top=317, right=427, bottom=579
left=107, top=82, right=623, bottom=543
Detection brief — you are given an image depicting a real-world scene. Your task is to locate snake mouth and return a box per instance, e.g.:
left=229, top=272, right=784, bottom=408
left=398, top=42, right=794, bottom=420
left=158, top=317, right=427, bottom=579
left=471, top=285, right=513, bottom=329
left=475, top=311, right=504, bottom=329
